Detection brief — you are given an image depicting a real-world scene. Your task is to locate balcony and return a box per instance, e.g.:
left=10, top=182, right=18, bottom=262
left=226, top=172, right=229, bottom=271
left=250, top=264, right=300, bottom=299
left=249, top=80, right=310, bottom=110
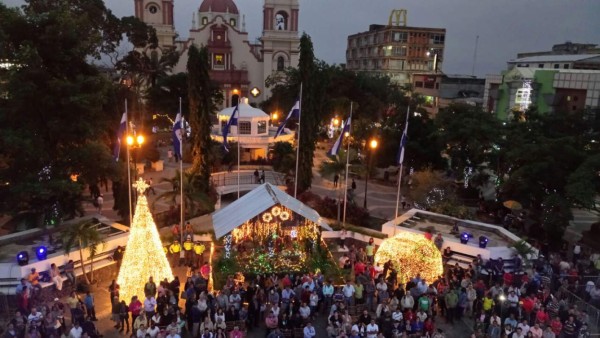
left=209, top=69, right=249, bottom=84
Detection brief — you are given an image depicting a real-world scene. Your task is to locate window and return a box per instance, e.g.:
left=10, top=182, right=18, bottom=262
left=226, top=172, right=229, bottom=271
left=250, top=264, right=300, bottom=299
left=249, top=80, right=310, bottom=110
left=257, top=121, right=267, bottom=134
left=230, top=18, right=236, bottom=27
left=563, top=64, right=570, bottom=69
left=277, top=56, right=285, bottom=71
left=275, top=11, right=288, bottom=30
left=202, top=17, right=208, bottom=25
left=213, top=54, right=224, bottom=70
left=392, top=46, right=407, bottom=56
left=538, top=64, right=544, bottom=68
left=238, top=121, right=251, bottom=135
left=431, top=34, right=445, bottom=45
left=554, top=64, right=560, bottom=69
left=415, top=81, right=424, bottom=88
left=392, top=32, right=407, bottom=43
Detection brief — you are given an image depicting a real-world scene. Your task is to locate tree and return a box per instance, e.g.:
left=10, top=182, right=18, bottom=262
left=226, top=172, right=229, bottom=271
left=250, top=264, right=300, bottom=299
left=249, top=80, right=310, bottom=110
left=0, top=0, right=131, bottom=225
left=435, top=103, right=501, bottom=174
left=187, top=45, right=222, bottom=193
left=153, top=169, right=213, bottom=218
left=271, top=141, right=295, bottom=174
left=296, top=33, right=325, bottom=194
left=61, top=220, right=105, bottom=285
left=566, top=154, right=600, bottom=212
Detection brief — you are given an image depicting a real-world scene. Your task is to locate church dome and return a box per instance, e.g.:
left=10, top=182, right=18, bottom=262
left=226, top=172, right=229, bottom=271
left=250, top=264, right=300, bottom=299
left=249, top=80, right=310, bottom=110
left=199, top=0, right=239, bottom=14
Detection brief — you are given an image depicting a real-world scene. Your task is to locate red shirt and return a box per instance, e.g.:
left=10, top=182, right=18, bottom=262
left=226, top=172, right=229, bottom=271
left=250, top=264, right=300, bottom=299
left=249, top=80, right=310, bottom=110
left=550, top=319, right=562, bottom=334
left=129, top=300, right=142, bottom=316
left=424, top=320, right=434, bottom=333
left=282, top=276, right=292, bottom=288
left=522, top=297, right=534, bottom=313
left=536, top=310, right=549, bottom=324
left=354, top=262, right=366, bottom=276
left=503, top=272, right=513, bottom=286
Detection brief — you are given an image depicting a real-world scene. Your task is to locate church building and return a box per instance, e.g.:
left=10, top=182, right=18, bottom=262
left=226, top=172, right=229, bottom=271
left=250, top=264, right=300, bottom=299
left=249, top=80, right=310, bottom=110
left=134, top=0, right=300, bottom=108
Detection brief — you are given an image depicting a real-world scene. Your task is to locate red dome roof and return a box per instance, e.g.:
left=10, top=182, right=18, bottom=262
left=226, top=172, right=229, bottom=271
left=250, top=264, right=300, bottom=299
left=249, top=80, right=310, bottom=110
left=199, top=0, right=239, bottom=14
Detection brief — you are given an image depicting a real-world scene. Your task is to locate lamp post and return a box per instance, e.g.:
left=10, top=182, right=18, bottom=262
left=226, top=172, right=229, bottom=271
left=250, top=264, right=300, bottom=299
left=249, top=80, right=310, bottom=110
left=126, top=134, right=144, bottom=225
left=363, top=138, right=378, bottom=209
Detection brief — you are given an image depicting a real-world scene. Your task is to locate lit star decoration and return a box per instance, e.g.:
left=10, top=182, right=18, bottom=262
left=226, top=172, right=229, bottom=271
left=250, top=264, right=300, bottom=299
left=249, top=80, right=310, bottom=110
left=117, top=177, right=174, bottom=302
left=374, top=231, right=443, bottom=284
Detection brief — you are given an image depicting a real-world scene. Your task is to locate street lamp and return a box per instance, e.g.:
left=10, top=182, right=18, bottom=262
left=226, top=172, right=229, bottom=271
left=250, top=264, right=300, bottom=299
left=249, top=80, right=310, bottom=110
left=363, top=138, right=379, bottom=208
left=126, top=133, right=144, bottom=225
left=333, top=117, right=340, bottom=127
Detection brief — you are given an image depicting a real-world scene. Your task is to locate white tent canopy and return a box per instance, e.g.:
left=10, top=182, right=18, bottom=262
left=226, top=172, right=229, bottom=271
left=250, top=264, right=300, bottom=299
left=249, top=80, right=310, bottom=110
left=212, top=183, right=331, bottom=239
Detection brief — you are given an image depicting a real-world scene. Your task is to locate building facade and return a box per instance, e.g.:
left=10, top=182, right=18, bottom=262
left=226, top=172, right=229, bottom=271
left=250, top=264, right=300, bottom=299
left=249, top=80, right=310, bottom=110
left=412, top=74, right=485, bottom=116
left=345, top=10, right=445, bottom=85
left=134, top=0, right=300, bottom=107
left=517, top=41, right=600, bottom=58
left=484, top=67, right=600, bottom=120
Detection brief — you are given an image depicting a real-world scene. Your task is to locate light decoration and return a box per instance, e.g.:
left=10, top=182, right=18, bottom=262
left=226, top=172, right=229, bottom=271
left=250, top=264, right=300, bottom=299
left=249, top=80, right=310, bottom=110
left=224, top=234, right=232, bottom=258
left=516, top=80, right=532, bottom=112
left=262, top=213, right=273, bottom=223
left=271, top=206, right=281, bottom=216
left=280, top=211, right=290, bottom=221
left=463, top=166, right=473, bottom=188
left=117, top=178, right=174, bottom=303
left=374, top=232, right=443, bottom=284
left=290, top=228, right=298, bottom=238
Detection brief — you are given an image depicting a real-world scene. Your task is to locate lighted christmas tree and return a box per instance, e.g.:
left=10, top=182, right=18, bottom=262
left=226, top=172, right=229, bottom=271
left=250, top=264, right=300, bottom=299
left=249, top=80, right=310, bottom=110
left=117, top=178, right=174, bottom=302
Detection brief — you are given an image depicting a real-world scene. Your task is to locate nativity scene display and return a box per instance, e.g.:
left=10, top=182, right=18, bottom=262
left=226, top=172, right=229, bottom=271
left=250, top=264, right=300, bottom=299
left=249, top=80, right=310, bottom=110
left=225, top=204, right=321, bottom=274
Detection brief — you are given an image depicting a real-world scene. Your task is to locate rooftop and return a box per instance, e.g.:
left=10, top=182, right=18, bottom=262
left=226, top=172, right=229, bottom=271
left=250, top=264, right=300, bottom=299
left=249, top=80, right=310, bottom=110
left=509, top=54, right=600, bottom=63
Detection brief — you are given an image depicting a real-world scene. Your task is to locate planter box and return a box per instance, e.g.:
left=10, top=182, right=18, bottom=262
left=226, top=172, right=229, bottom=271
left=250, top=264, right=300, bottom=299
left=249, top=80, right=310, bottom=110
left=151, top=160, right=164, bottom=172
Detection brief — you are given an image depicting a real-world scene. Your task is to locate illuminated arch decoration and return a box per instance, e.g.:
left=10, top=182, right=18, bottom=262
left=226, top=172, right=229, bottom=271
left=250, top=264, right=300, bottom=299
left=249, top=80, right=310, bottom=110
left=374, top=231, right=443, bottom=283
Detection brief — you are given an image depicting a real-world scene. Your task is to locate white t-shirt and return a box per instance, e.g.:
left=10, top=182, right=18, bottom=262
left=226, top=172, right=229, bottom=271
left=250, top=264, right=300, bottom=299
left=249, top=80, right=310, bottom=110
left=144, top=297, right=157, bottom=312
left=69, top=326, right=83, bottom=338
left=147, top=326, right=160, bottom=338
left=366, top=323, right=379, bottom=338
left=517, top=323, right=530, bottom=336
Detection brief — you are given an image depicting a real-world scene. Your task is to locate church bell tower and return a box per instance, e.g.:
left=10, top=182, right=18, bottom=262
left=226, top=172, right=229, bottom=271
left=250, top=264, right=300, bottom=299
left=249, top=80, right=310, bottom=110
left=261, top=0, right=300, bottom=96
left=134, top=0, right=176, bottom=48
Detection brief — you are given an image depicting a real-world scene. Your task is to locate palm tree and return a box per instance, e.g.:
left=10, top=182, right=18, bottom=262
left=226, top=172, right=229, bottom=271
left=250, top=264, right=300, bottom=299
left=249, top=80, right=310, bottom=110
left=153, top=169, right=213, bottom=218
left=61, top=220, right=106, bottom=285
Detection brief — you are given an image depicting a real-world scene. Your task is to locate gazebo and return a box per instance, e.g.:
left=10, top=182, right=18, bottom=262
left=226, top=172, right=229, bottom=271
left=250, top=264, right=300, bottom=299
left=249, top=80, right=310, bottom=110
left=211, top=98, right=294, bottom=161
left=212, top=183, right=332, bottom=274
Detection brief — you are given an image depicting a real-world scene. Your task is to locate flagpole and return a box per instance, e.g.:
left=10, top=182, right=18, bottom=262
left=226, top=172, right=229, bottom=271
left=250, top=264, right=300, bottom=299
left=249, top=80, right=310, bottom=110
left=126, top=99, right=132, bottom=226
left=294, top=83, right=303, bottom=198
left=394, top=105, right=411, bottom=233
left=342, top=102, right=353, bottom=228
left=179, top=97, right=185, bottom=245
left=237, top=101, right=241, bottom=199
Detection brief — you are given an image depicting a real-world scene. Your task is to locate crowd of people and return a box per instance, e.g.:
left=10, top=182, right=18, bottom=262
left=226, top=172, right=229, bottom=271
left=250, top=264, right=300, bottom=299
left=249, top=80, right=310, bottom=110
left=5, top=231, right=600, bottom=338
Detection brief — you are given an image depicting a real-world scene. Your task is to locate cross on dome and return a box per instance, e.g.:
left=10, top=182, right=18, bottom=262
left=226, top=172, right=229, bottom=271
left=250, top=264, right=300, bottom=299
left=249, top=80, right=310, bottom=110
left=133, top=177, right=149, bottom=194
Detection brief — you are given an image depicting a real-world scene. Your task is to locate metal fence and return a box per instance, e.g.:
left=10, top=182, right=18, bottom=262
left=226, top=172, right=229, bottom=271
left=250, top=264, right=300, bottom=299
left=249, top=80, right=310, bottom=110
left=211, top=171, right=286, bottom=188
left=557, top=286, right=600, bottom=333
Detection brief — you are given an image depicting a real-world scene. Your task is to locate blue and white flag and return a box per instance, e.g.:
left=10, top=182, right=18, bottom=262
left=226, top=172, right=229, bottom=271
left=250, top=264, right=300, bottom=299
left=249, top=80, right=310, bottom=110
left=222, top=104, right=239, bottom=152
left=113, top=112, right=127, bottom=161
left=396, top=120, right=409, bottom=165
left=172, top=113, right=183, bottom=158
left=327, top=117, right=351, bottom=157
left=274, top=99, right=300, bottom=139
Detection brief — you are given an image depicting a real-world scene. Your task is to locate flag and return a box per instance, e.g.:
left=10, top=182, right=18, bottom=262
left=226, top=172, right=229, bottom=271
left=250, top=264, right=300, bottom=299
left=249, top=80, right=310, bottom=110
left=275, top=99, right=300, bottom=139
left=396, top=120, right=409, bottom=165
left=222, top=104, right=239, bottom=152
left=173, top=113, right=183, bottom=158
left=113, top=112, right=127, bottom=161
left=327, top=117, right=351, bottom=156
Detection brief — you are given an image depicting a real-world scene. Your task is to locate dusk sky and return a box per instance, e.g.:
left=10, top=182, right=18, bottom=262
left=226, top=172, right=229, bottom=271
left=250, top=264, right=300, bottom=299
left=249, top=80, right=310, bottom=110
left=5, top=0, right=600, bottom=76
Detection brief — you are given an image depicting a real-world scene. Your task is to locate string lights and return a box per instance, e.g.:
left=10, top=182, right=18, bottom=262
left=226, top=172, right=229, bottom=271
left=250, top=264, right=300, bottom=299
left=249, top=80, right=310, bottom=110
left=375, top=231, right=443, bottom=284
left=117, top=178, right=174, bottom=302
